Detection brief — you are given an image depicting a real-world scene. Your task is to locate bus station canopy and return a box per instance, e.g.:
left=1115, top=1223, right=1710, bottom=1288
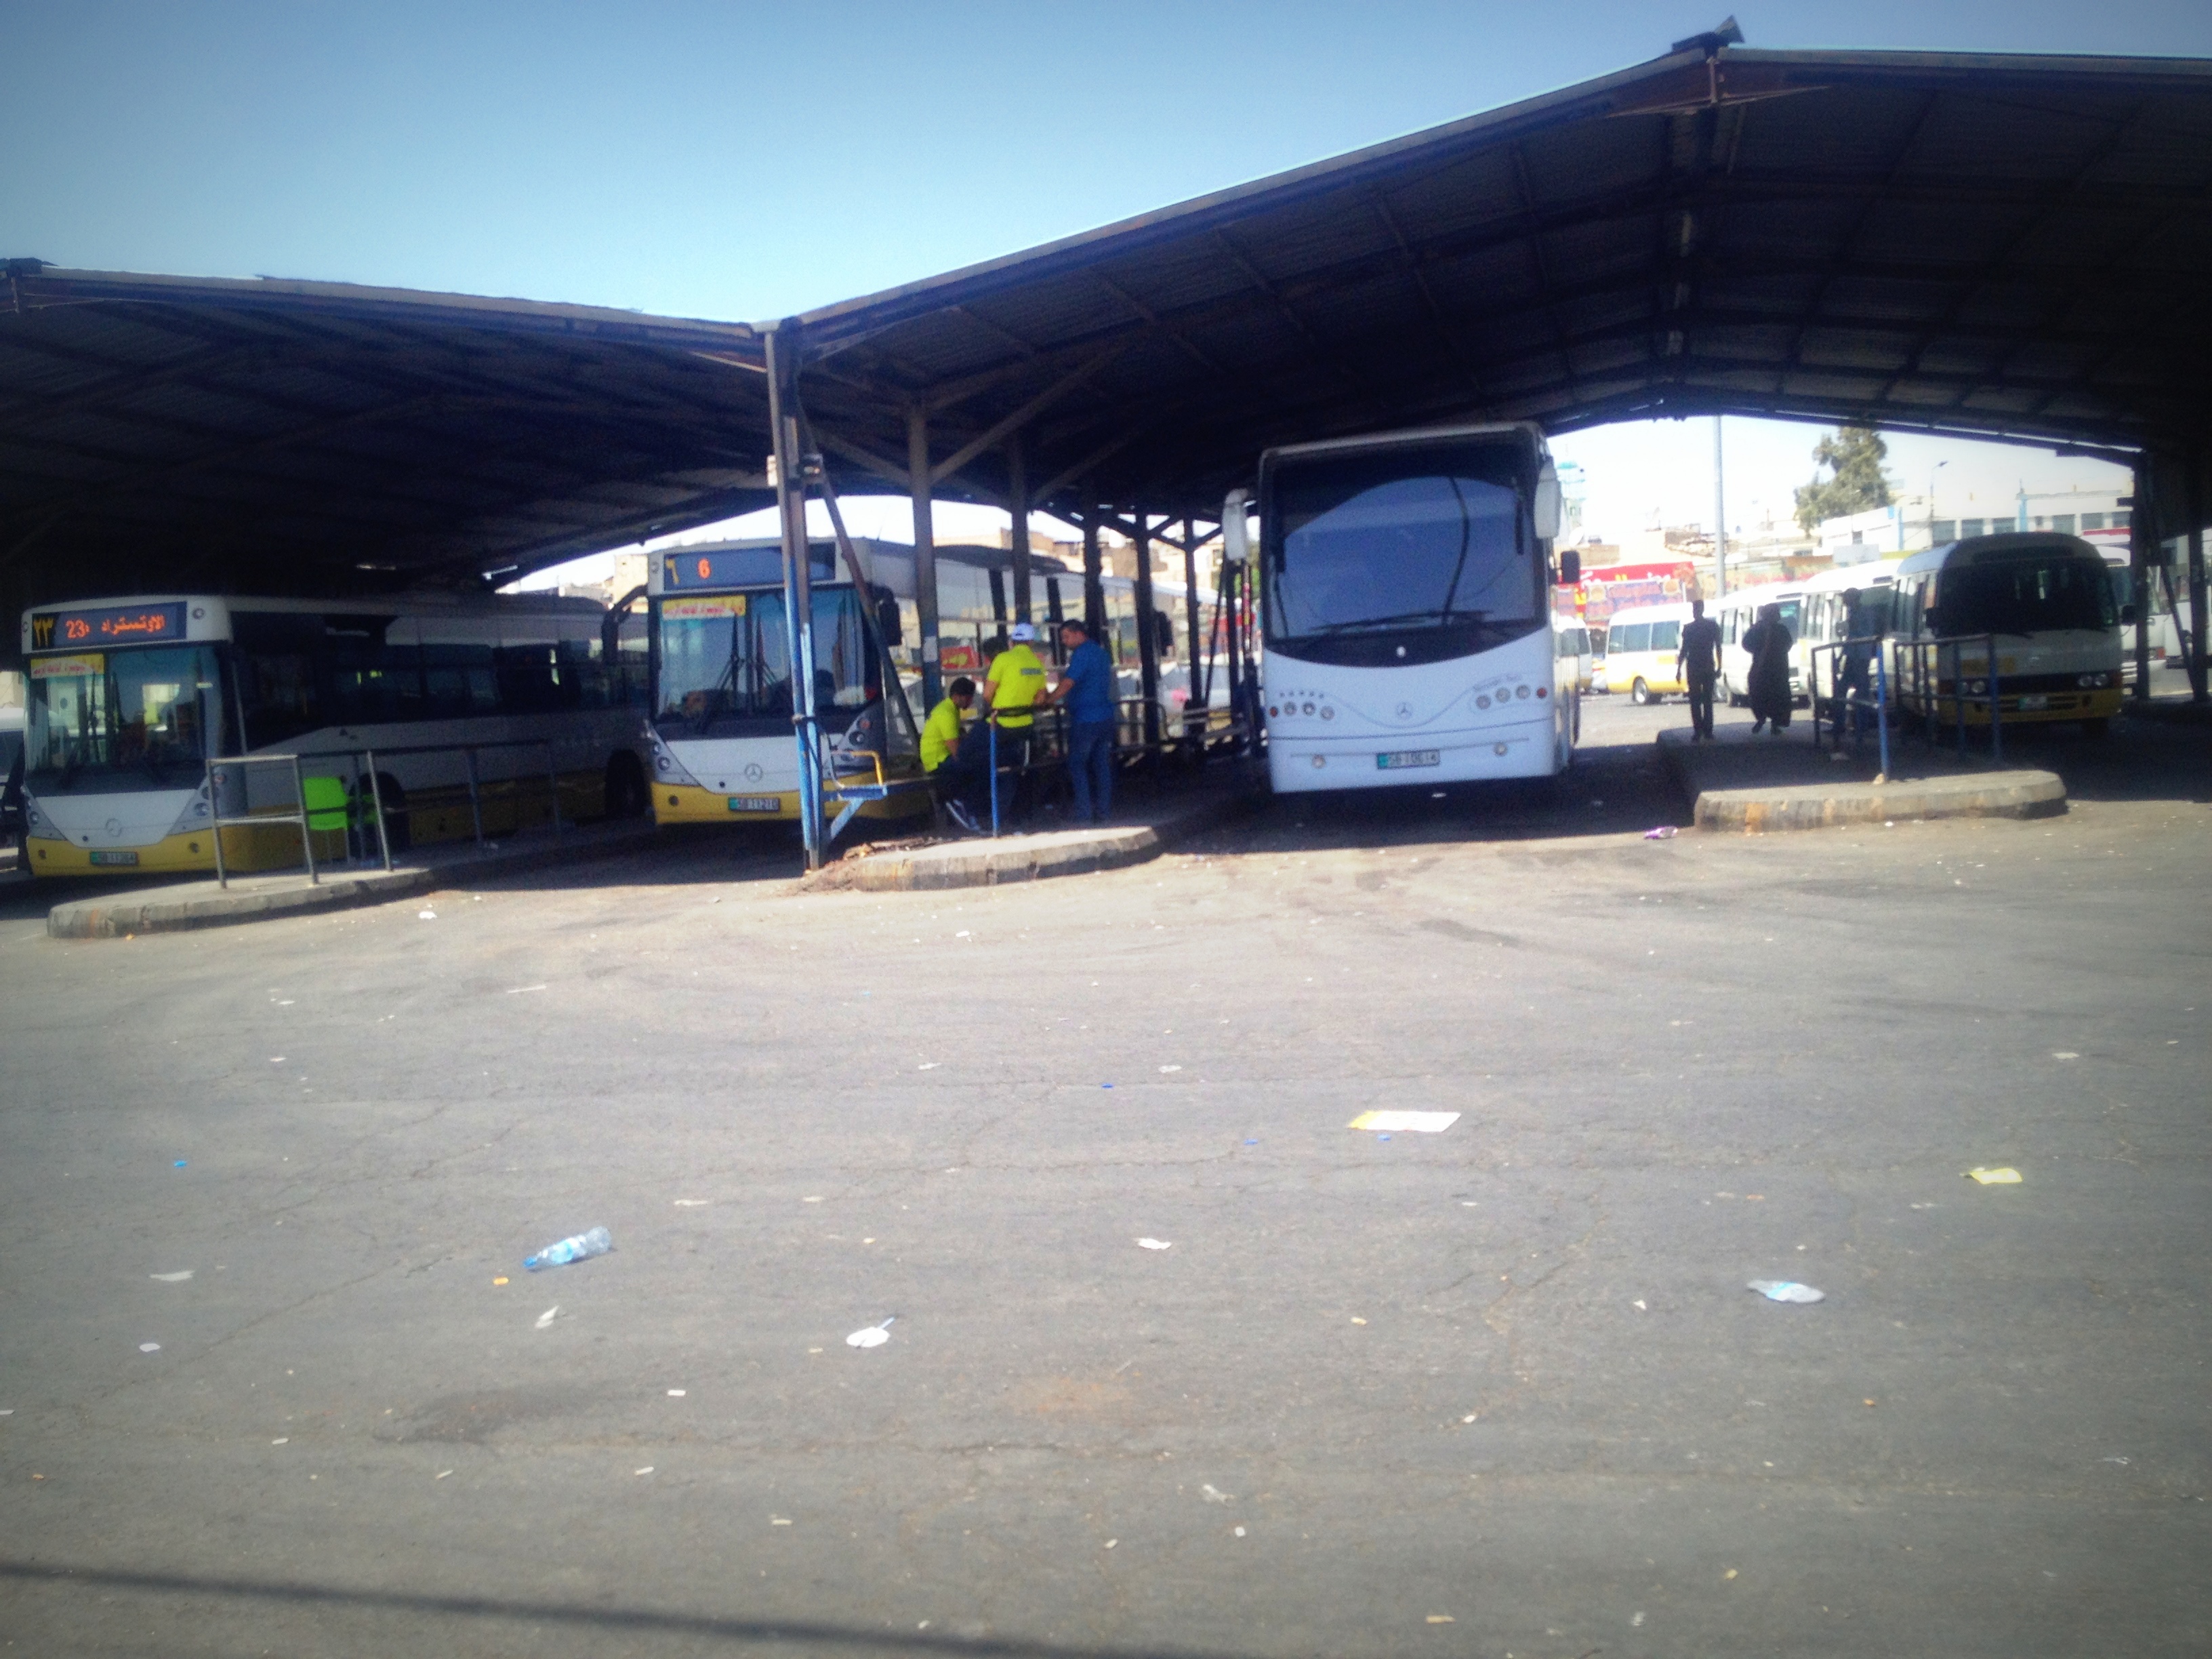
left=5, top=34, right=2210, bottom=648
left=785, top=39, right=2212, bottom=521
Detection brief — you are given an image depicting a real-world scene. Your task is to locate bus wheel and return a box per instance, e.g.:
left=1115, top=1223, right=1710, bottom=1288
left=1631, top=678, right=1653, bottom=705
left=603, top=752, right=649, bottom=819
left=2081, top=717, right=2110, bottom=738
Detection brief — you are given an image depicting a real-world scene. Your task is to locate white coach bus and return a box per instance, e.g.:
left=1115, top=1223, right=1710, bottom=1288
left=1244, top=422, right=1576, bottom=794
left=20, top=591, right=650, bottom=877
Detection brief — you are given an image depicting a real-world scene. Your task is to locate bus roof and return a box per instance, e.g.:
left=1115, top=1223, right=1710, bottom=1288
left=1893, top=531, right=2102, bottom=578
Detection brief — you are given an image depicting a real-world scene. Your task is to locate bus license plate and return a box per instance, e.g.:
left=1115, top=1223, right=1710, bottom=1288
left=89, top=850, right=140, bottom=866
left=1377, top=750, right=1440, bottom=771
left=726, top=796, right=782, bottom=813
left=2017, top=694, right=2049, bottom=710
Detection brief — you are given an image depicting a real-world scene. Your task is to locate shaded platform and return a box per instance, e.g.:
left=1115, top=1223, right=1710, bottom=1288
left=1658, top=722, right=2065, bottom=832
left=44, top=819, right=657, bottom=939
left=808, top=765, right=1267, bottom=892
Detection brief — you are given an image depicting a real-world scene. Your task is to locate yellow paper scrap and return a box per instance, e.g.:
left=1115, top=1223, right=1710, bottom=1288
left=1348, top=1110, right=1461, bottom=1134
left=1966, top=1166, right=2022, bottom=1185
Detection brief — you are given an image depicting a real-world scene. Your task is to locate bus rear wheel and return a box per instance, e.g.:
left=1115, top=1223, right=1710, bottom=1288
left=1631, top=678, right=1654, bottom=705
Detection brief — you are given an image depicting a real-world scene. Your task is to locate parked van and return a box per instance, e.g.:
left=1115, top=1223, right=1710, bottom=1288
left=1554, top=618, right=1593, bottom=693
left=1797, top=562, right=1901, bottom=722
left=1713, top=583, right=1811, bottom=708
left=1600, top=602, right=1692, bottom=703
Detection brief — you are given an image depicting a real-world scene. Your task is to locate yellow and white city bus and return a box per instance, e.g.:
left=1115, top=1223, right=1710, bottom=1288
left=645, top=536, right=1223, bottom=830
left=20, top=591, right=650, bottom=876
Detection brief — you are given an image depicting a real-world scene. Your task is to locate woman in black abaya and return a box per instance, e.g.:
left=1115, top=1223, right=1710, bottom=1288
left=1743, top=602, right=1795, bottom=733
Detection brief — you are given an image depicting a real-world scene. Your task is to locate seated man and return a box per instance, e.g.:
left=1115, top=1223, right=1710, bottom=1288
left=921, top=676, right=987, bottom=833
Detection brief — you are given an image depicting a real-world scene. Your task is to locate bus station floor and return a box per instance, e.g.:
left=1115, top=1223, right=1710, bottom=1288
left=0, top=703, right=2207, bottom=1658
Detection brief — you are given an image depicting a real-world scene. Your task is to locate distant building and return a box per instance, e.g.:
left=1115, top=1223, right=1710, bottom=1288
left=1818, top=488, right=2133, bottom=562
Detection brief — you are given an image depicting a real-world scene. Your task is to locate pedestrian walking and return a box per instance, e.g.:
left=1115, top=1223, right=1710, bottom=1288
left=1744, top=602, right=1795, bottom=733
left=1047, top=617, right=1117, bottom=823
left=1675, top=598, right=1722, bottom=740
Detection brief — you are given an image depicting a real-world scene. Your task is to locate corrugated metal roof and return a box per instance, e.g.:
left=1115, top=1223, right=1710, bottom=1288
left=785, top=43, right=2212, bottom=518
left=0, top=265, right=777, bottom=635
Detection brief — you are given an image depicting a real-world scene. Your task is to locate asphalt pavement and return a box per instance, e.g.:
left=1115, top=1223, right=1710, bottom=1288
left=0, top=700, right=2205, bottom=1658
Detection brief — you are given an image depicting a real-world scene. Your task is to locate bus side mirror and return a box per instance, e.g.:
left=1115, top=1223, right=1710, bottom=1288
left=876, top=591, right=903, bottom=645
left=1533, top=465, right=1563, bottom=541
left=1556, top=549, right=1581, bottom=586
left=1221, top=490, right=1251, bottom=564
left=2120, top=602, right=2138, bottom=626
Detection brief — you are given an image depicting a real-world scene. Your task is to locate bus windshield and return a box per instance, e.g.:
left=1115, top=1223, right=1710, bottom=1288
left=655, top=587, right=872, bottom=733
left=1939, top=558, right=2114, bottom=636
left=27, top=644, right=224, bottom=788
left=1269, top=449, right=1537, bottom=643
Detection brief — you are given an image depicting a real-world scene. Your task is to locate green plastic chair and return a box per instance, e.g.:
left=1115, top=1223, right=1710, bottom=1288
left=302, top=776, right=351, bottom=838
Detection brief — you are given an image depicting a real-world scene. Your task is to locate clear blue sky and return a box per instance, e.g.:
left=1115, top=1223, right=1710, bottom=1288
left=6, top=0, right=2195, bottom=549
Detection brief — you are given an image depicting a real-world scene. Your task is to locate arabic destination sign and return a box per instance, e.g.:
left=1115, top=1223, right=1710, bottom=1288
left=30, top=602, right=188, bottom=651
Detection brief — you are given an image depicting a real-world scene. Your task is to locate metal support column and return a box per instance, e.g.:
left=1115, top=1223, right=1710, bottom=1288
left=1081, top=503, right=1105, bottom=636
left=1712, top=415, right=1728, bottom=598
left=908, top=407, right=942, bottom=710
left=1181, top=516, right=1204, bottom=746
left=766, top=326, right=823, bottom=872
left=1006, top=432, right=1032, bottom=625
left=2190, top=444, right=2209, bottom=704
left=1132, top=508, right=1162, bottom=752
left=2129, top=464, right=2151, bottom=703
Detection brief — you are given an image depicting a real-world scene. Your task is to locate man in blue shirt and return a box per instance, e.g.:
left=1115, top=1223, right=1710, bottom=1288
left=1048, top=617, right=1118, bottom=824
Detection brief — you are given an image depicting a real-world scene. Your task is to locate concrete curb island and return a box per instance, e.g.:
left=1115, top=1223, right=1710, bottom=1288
left=1656, top=727, right=2065, bottom=833
left=819, top=781, right=1267, bottom=893
left=45, top=821, right=659, bottom=939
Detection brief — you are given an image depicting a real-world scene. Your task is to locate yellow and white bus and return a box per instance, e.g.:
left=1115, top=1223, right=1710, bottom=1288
left=645, top=537, right=1220, bottom=829
left=1886, top=533, right=2123, bottom=733
left=1599, top=600, right=1692, bottom=703
left=20, top=591, right=650, bottom=876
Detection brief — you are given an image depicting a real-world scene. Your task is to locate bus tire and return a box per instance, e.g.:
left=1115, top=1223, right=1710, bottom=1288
left=1631, top=678, right=1653, bottom=705
left=603, top=751, right=649, bottom=819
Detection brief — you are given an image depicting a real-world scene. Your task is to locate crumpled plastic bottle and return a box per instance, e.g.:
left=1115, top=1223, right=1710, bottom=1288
left=525, top=1225, right=611, bottom=1271
left=1748, top=1279, right=1824, bottom=1304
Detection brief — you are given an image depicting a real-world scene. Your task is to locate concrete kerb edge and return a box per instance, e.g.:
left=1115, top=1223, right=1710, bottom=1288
left=45, top=823, right=659, bottom=940
left=845, top=787, right=1265, bottom=893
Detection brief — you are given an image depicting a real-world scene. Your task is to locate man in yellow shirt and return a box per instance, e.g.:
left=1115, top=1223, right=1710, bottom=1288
left=983, top=623, right=1048, bottom=818
left=921, top=676, right=985, bottom=833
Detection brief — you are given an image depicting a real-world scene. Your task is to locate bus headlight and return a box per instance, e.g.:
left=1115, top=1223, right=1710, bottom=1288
left=1320, top=705, right=1334, bottom=719
left=2076, top=672, right=2110, bottom=689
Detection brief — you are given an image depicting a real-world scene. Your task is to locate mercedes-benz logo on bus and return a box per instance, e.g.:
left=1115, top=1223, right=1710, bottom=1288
left=1395, top=701, right=1413, bottom=720
left=744, top=763, right=764, bottom=782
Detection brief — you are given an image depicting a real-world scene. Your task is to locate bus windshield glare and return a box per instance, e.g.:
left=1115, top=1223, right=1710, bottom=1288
left=27, top=644, right=222, bottom=785
left=1269, top=450, right=1536, bottom=642
left=655, top=588, right=872, bottom=731
left=1938, top=558, right=2114, bottom=636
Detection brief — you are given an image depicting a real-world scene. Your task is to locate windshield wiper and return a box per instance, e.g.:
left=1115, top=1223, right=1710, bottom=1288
left=1296, top=610, right=1452, bottom=636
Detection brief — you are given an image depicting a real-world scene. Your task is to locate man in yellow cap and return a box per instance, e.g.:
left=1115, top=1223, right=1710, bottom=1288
left=982, top=622, right=1048, bottom=818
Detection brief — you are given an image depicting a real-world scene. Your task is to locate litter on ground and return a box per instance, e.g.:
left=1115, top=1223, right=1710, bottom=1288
left=138, top=1343, right=161, bottom=1353
left=1644, top=825, right=1678, bottom=840
left=1349, top=1110, right=1460, bottom=1134
left=846, top=1318, right=895, bottom=1349
left=1201, top=1484, right=1234, bottom=1503
left=1967, top=1166, right=2024, bottom=1185
left=535, top=1307, right=560, bottom=1329
left=149, top=1271, right=193, bottom=1283
left=1136, top=1237, right=1172, bottom=1250
left=1748, top=1280, right=1824, bottom=1304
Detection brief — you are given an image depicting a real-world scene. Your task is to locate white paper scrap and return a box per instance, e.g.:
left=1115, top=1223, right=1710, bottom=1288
left=1348, top=1111, right=1461, bottom=1134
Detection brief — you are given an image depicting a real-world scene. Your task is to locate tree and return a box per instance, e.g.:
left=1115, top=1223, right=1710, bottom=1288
left=1793, top=426, right=1893, bottom=533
